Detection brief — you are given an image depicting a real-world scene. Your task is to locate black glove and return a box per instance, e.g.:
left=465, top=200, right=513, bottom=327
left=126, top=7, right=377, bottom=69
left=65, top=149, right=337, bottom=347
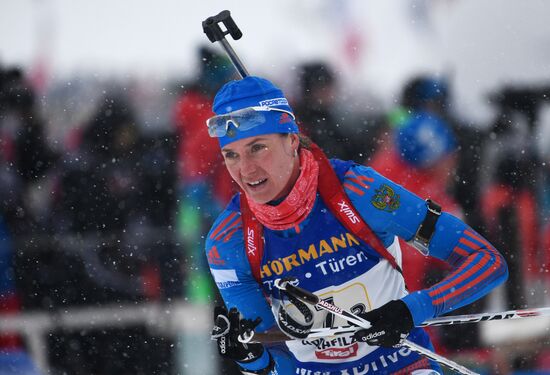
left=352, top=300, right=414, bottom=348
left=211, top=306, right=266, bottom=363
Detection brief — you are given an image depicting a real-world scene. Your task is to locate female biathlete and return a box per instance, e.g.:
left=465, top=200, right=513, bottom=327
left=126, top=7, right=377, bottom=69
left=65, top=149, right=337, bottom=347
left=206, top=76, right=508, bottom=375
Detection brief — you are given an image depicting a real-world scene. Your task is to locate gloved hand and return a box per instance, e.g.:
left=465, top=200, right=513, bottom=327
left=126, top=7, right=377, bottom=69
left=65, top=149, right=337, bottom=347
left=352, top=300, right=414, bottom=348
left=211, top=306, right=266, bottom=363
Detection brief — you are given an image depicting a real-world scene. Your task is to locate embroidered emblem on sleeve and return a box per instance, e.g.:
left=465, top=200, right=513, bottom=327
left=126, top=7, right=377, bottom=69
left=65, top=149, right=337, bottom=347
left=371, top=184, right=400, bottom=212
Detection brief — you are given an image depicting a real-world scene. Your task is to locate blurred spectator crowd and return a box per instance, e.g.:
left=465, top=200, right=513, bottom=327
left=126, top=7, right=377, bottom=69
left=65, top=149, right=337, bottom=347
left=1, top=46, right=550, bottom=375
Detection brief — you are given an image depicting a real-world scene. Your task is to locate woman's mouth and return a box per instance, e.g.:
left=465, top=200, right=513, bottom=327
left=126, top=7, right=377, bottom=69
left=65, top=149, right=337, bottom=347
left=247, top=178, right=268, bottom=189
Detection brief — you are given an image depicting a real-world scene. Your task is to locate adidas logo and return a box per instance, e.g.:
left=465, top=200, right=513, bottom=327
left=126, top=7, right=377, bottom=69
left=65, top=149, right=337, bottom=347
left=359, top=330, right=385, bottom=342
left=207, top=246, right=225, bottom=265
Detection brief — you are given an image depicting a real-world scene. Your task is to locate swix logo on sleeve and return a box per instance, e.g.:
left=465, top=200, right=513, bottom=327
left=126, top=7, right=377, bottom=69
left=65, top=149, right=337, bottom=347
left=246, top=227, right=257, bottom=256
left=338, top=200, right=360, bottom=224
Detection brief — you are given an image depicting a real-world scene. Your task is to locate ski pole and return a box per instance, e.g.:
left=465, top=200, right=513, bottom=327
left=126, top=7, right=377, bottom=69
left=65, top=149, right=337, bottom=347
left=252, top=306, right=550, bottom=343
left=202, top=10, right=249, bottom=78
left=274, top=279, right=479, bottom=375
left=423, top=306, right=550, bottom=326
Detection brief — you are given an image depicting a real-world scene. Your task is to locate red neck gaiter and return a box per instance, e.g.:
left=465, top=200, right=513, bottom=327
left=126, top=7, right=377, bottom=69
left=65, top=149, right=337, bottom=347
left=246, top=148, right=319, bottom=231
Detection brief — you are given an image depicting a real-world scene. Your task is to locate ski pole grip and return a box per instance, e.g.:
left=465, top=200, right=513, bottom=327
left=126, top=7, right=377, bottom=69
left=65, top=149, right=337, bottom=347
left=202, top=10, right=243, bottom=43
left=285, top=284, right=320, bottom=305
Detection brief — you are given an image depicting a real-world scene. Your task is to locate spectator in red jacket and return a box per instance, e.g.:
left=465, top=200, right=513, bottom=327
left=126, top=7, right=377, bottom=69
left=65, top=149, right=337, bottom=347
left=173, top=46, right=235, bottom=210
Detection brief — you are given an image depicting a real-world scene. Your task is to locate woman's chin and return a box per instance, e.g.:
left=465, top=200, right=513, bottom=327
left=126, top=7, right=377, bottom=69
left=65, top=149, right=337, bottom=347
left=243, top=183, right=275, bottom=204
left=247, top=193, right=272, bottom=204
left=246, top=189, right=278, bottom=204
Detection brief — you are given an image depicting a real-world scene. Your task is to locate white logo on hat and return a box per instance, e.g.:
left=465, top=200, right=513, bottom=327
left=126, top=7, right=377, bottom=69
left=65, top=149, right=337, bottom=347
left=259, top=98, right=288, bottom=107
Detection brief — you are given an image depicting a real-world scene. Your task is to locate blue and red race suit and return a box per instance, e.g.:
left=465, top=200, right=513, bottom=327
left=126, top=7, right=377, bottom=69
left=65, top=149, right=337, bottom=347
left=206, top=159, right=508, bottom=374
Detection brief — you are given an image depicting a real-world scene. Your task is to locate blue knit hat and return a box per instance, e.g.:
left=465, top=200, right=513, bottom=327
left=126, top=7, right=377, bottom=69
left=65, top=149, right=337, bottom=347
left=396, top=111, right=457, bottom=169
left=212, top=76, right=299, bottom=147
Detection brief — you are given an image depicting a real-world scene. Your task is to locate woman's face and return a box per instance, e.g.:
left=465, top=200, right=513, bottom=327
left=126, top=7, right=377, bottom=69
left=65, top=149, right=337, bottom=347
left=221, top=133, right=300, bottom=204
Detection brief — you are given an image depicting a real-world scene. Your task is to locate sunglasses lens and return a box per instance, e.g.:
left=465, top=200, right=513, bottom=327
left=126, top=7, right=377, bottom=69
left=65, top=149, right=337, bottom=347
left=207, top=117, right=230, bottom=137
left=206, top=107, right=294, bottom=138
left=235, top=110, right=267, bottom=131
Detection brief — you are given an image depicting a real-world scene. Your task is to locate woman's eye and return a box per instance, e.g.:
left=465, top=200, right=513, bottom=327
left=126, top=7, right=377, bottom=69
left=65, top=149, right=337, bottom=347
left=224, top=151, right=237, bottom=160
left=251, top=144, right=266, bottom=153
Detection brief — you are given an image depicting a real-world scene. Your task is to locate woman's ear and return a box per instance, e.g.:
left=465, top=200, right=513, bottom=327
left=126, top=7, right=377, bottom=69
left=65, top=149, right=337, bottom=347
left=290, top=133, right=300, bottom=150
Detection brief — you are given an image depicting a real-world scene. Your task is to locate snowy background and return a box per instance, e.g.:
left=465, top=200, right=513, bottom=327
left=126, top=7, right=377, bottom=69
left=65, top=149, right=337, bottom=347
left=2, top=0, right=550, bottom=123
left=2, top=1, right=550, bottom=375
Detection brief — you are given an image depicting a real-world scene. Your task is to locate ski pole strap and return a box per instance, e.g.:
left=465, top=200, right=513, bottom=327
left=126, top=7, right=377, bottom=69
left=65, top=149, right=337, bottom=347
left=277, top=279, right=479, bottom=375
left=275, top=282, right=314, bottom=339
left=309, top=143, right=402, bottom=273
left=284, top=292, right=313, bottom=323
left=281, top=280, right=368, bottom=327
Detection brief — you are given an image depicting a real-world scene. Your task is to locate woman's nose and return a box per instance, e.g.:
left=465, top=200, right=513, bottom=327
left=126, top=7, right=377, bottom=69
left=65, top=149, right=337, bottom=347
left=239, top=155, right=257, bottom=175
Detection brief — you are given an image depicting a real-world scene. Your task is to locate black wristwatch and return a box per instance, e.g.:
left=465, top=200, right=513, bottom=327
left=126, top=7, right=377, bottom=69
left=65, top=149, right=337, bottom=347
left=239, top=353, right=275, bottom=375
left=411, top=199, right=441, bottom=255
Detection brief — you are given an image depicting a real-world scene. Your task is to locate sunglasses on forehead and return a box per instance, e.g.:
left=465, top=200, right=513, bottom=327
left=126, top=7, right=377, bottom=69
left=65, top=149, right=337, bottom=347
left=206, top=106, right=296, bottom=138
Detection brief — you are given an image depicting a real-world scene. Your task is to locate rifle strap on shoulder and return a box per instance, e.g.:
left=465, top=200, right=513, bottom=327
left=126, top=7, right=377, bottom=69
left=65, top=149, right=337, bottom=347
left=241, top=142, right=402, bottom=284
